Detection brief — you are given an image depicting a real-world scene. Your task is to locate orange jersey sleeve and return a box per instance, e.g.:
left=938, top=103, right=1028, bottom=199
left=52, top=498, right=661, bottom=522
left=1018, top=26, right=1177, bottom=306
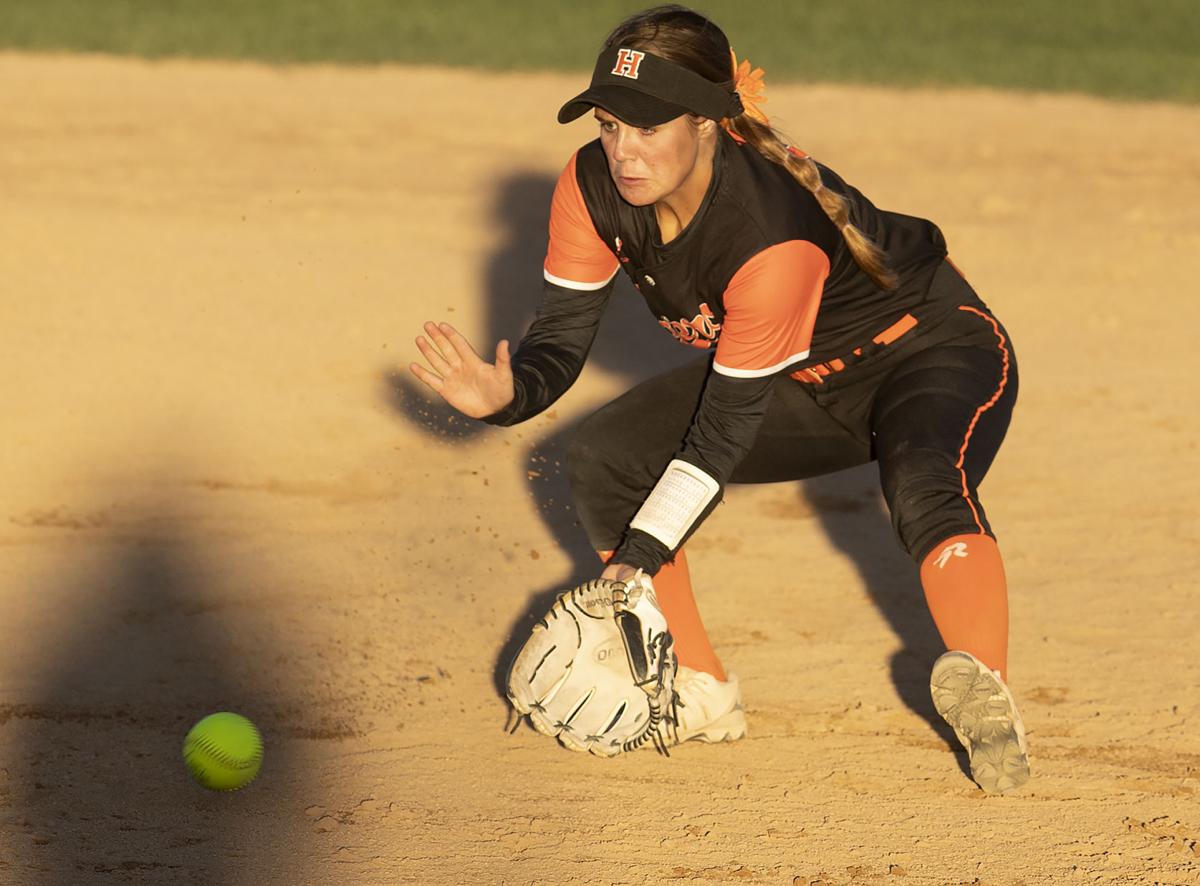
left=544, top=152, right=620, bottom=290
left=712, top=240, right=830, bottom=377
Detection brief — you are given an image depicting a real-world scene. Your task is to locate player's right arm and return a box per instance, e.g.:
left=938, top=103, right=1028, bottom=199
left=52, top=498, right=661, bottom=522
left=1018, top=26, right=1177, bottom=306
left=479, top=151, right=619, bottom=426
left=410, top=151, right=616, bottom=424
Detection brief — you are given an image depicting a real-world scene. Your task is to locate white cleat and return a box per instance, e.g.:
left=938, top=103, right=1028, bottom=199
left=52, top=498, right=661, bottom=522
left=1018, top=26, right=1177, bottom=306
left=658, top=665, right=747, bottom=747
left=930, top=650, right=1030, bottom=795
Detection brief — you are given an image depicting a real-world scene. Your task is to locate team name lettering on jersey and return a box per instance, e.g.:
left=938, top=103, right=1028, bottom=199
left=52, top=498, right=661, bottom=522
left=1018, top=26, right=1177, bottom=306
left=659, top=303, right=722, bottom=349
left=611, top=49, right=645, bottom=80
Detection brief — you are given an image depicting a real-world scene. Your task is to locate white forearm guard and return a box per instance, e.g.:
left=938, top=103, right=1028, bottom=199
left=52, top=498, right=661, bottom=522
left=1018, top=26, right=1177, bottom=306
left=628, top=459, right=721, bottom=550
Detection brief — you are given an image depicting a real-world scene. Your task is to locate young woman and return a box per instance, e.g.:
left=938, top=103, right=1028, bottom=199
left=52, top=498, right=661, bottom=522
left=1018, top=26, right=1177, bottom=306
left=410, top=5, right=1029, bottom=794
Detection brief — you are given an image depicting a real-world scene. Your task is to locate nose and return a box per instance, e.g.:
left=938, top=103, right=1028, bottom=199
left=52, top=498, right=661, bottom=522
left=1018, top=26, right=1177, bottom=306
left=610, top=127, right=635, bottom=163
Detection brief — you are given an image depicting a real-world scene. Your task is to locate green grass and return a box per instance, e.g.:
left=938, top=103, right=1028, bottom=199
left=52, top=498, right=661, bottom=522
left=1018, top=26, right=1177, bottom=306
left=3, top=0, right=1198, bottom=102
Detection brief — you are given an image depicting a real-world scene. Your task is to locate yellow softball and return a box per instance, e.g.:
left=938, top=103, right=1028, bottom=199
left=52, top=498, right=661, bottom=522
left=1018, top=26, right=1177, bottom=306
left=183, top=712, right=264, bottom=791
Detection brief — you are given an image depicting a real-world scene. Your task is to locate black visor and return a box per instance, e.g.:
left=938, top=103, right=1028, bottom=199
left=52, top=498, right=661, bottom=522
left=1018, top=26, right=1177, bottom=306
left=558, top=46, right=742, bottom=128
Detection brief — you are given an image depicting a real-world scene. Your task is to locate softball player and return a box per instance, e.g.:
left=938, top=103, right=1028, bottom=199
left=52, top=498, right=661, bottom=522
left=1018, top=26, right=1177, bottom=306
left=411, top=4, right=1029, bottom=794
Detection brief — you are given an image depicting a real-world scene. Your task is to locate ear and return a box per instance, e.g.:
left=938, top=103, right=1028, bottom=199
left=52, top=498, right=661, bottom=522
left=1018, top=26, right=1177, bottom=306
left=690, top=115, right=718, bottom=137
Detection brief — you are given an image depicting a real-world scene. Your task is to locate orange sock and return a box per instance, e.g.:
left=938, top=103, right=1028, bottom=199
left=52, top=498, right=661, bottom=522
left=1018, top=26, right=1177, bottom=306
left=598, top=547, right=726, bottom=681
left=920, top=533, right=1010, bottom=682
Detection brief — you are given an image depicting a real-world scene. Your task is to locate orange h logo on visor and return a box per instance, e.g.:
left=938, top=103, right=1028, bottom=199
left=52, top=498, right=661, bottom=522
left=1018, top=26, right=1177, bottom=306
left=611, top=48, right=645, bottom=80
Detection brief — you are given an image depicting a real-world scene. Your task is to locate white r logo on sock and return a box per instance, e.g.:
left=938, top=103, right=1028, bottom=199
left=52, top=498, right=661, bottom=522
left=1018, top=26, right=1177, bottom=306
left=935, top=542, right=969, bottom=569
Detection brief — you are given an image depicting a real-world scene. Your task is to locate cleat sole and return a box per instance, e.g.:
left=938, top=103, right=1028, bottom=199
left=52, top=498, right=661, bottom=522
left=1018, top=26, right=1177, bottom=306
left=931, top=651, right=1029, bottom=795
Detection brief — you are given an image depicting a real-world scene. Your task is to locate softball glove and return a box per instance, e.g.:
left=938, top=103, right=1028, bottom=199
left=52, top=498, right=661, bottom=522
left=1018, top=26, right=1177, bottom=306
left=506, top=571, right=676, bottom=757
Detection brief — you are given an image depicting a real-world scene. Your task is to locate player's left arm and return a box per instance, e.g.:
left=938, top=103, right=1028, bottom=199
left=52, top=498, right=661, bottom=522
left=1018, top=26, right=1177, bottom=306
left=609, top=239, right=830, bottom=574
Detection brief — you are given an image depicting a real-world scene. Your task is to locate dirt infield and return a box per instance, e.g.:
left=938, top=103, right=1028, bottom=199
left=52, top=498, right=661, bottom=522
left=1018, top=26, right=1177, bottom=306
left=1, top=53, right=1198, bottom=885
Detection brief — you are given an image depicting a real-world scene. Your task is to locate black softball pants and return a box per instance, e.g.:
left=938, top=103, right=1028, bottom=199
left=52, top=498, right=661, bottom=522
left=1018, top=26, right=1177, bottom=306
left=567, top=290, right=1018, bottom=567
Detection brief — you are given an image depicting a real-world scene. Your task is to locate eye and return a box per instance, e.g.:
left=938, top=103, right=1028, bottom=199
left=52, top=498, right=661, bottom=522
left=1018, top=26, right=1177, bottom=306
left=598, top=120, right=617, bottom=133
left=639, top=127, right=656, bottom=136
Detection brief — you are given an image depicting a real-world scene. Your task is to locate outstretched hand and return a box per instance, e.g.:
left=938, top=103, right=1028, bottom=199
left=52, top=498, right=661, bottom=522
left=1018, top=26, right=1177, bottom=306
left=410, top=321, right=514, bottom=419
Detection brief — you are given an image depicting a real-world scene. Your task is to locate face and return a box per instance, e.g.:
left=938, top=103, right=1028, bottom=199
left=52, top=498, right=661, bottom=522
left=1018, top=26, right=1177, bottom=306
left=594, top=107, right=705, bottom=206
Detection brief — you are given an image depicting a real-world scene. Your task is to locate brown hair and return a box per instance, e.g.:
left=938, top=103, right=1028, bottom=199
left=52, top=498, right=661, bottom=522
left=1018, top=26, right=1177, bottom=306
left=605, top=5, right=898, bottom=291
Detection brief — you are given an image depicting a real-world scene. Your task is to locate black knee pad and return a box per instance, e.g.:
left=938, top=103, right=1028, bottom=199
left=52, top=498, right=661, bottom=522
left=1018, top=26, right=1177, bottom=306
left=880, top=446, right=992, bottom=562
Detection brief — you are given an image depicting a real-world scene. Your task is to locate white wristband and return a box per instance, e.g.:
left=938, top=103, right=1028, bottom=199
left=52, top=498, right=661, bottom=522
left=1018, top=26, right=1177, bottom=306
left=629, top=459, right=720, bottom=550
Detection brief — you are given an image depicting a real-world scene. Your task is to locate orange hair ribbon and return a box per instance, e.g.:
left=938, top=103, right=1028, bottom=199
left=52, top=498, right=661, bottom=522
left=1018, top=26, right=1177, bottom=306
left=723, top=47, right=769, bottom=131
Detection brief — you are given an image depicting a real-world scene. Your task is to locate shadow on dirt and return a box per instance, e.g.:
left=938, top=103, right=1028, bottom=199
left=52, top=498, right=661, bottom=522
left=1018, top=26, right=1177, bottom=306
left=798, top=465, right=969, bottom=767
left=6, top=499, right=319, bottom=884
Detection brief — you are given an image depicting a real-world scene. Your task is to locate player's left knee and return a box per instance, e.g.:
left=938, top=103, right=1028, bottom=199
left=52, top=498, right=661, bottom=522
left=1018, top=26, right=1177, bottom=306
left=881, top=447, right=987, bottom=558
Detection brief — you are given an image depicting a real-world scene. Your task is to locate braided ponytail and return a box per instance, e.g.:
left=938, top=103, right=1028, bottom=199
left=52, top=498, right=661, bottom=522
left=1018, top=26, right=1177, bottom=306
left=607, top=5, right=898, bottom=292
left=727, top=114, right=898, bottom=291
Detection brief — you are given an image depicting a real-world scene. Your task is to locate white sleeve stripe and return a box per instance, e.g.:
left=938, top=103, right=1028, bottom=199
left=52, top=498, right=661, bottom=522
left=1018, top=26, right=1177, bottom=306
left=712, top=348, right=811, bottom=378
left=543, top=266, right=619, bottom=291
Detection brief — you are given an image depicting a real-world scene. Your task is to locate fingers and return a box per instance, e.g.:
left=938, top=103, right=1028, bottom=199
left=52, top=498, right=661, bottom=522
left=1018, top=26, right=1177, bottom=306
left=438, top=322, right=484, bottom=365
left=408, top=361, right=444, bottom=392
left=414, top=319, right=507, bottom=385
left=412, top=328, right=451, bottom=376
left=422, top=319, right=458, bottom=367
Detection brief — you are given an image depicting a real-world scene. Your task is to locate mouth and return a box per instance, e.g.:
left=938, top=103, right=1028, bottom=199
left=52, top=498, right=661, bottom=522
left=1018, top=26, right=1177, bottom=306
left=617, top=175, right=646, bottom=187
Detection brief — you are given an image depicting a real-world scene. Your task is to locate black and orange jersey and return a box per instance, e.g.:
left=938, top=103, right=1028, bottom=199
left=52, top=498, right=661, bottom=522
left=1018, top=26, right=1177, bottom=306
left=544, top=133, right=951, bottom=378
left=486, top=131, right=962, bottom=572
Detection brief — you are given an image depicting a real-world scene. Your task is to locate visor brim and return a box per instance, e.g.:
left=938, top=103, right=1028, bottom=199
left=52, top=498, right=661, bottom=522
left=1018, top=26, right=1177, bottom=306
left=557, top=85, right=692, bottom=128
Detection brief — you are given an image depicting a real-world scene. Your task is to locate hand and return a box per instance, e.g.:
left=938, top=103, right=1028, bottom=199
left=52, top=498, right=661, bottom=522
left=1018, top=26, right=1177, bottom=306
left=601, top=561, right=640, bottom=584
left=409, top=321, right=514, bottom=419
